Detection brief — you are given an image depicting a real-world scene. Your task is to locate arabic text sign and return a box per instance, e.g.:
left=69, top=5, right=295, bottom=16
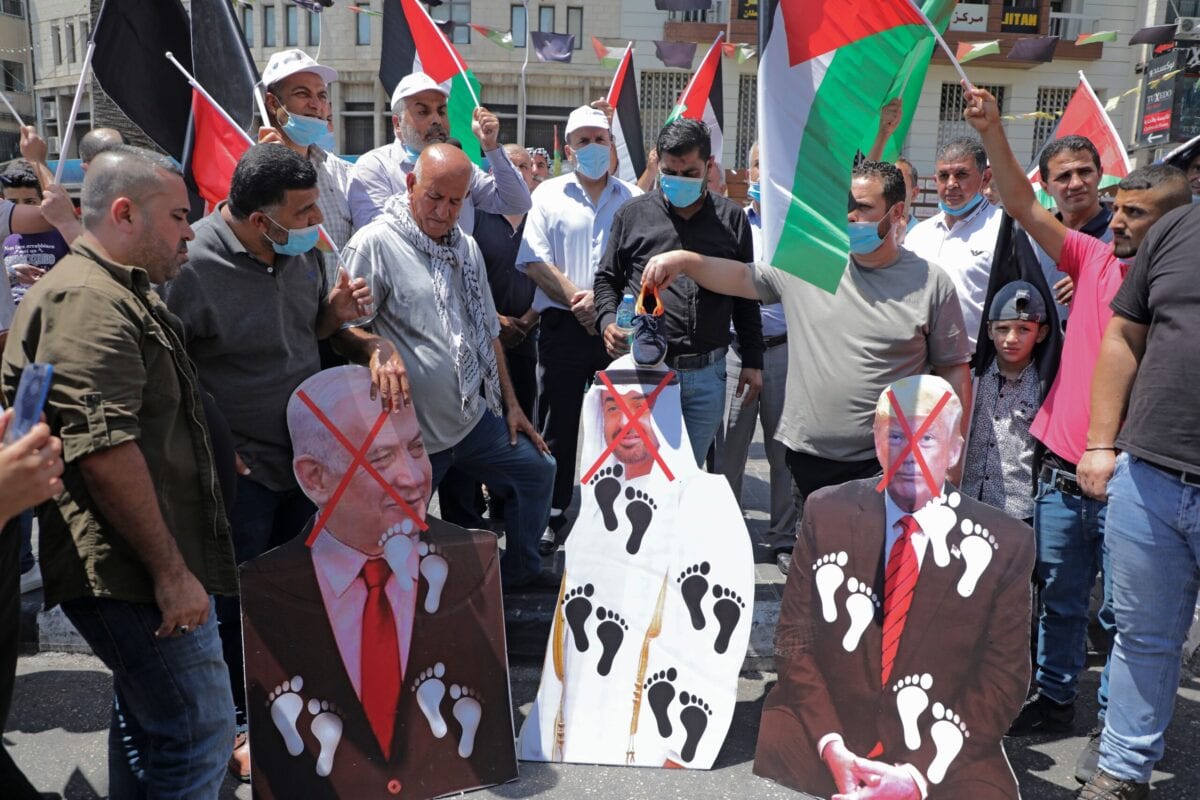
left=949, top=3, right=989, bottom=33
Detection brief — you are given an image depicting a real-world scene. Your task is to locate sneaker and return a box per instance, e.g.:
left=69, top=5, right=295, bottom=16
left=20, top=563, right=42, bottom=594
left=1077, top=769, right=1148, bottom=799
left=1007, top=692, right=1075, bottom=736
left=1075, top=727, right=1103, bottom=784
left=632, top=286, right=667, bottom=367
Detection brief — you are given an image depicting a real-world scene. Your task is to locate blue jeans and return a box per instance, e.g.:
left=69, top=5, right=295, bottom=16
left=1033, top=476, right=1113, bottom=717
left=1099, top=455, right=1200, bottom=782
left=678, top=355, right=728, bottom=466
left=430, top=410, right=555, bottom=587
left=61, top=596, right=234, bottom=800
left=217, top=477, right=315, bottom=727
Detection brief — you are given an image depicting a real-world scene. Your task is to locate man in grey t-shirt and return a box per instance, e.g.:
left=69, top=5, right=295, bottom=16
left=642, top=160, right=973, bottom=574
left=344, top=144, right=556, bottom=591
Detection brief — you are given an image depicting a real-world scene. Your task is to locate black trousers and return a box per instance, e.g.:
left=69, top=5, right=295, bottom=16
left=0, top=521, right=40, bottom=799
left=537, top=310, right=612, bottom=512
left=771, top=448, right=883, bottom=555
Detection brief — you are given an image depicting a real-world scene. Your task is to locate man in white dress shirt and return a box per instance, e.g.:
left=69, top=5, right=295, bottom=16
left=347, top=72, right=531, bottom=234
left=906, top=137, right=1003, bottom=350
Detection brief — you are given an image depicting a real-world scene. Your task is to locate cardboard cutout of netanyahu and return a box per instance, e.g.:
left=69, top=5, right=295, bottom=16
left=754, top=375, right=1034, bottom=799
left=240, top=366, right=517, bottom=799
left=517, top=355, right=755, bottom=768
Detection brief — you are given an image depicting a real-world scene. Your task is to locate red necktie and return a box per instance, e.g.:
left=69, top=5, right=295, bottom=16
left=361, top=558, right=401, bottom=758
left=881, top=515, right=920, bottom=687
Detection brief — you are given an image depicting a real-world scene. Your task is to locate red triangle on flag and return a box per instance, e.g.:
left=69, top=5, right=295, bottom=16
left=780, top=0, right=926, bottom=67
left=1027, top=75, right=1130, bottom=192
left=190, top=88, right=252, bottom=210
left=399, top=0, right=463, bottom=84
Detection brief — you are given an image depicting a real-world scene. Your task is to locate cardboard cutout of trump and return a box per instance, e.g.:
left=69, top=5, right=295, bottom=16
left=754, top=375, right=1034, bottom=800
left=240, top=366, right=517, bottom=799
left=518, top=355, right=755, bottom=768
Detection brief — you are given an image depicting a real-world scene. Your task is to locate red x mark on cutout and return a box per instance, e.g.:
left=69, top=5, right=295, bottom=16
left=875, top=389, right=953, bottom=498
left=580, top=370, right=676, bottom=485
left=297, top=389, right=429, bottom=548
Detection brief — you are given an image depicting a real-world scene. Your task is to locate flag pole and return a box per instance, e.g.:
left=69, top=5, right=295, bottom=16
left=0, top=88, right=24, bottom=128
left=518, top=0, right=530, bottom=146
left=54, top=39, right=96, bottom=184
left=906, top=0, right=974, bottom=90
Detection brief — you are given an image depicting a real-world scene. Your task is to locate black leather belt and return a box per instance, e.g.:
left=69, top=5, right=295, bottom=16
left=764, top=333, right=788, bottom=349
left=667, top=347, right=726, bottom=371
left=1143, top=459, right=1200, bottom=487
left=1039, top=464, right=1082, bottom=497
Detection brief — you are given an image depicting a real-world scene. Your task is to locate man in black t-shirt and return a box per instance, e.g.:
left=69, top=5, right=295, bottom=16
left=1077, top=201, right=1200, bottom=800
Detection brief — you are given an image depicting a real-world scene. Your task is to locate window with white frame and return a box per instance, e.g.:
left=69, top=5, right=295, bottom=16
left=640, top=70, right=691, bottom=155
left=341, top=82, right=377, bottom=155
left=1, top=61, right=25, bottom=93
left=241, top=6, right=254, bottom=46
left=355, top=3, right=370, bottom=45
left=431, top=0, right=471, bottom=44
left=1031, top=85, right=1075, bottom=159
left=938, top=82, right=1005, bottom=151
left=285, top=5, right=298, bottom=46
left=308, top=12, right=320, bottom=46
left=264, top=4, right=277, bottom=47
left=511, top=4, right=527, bottom=48
left=567, top=7, right=583, bottom=50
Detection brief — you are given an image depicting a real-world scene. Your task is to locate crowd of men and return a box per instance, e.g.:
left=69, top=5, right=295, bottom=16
left=0, top=47, right=1196, bottom=800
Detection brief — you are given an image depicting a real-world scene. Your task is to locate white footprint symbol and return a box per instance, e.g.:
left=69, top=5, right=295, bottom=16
left=920, top=491, right=961, bottom=568
left=892, top=673, right=933, bottom=750
left=268, top=676, right=306, bottom=757
left=418, top=541, right=449, bottom=614
left=955, top=520, right=997, bottom=598
left=411, top=662, right=448, bottom=738
left=381, top=520, right=418, bottom=588
left=812, top=551, right=849, bottom=623
left=927, top=702, right=969, bottom=784
left=449, top=684, right=483, bottom=759
left=841, top=577, right=879, bottom=653
left=307, top=698, right=343, bottom=777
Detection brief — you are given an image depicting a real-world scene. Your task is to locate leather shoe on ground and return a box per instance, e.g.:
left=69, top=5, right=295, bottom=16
left=537, top=527, right=558, bottom=556
left=776, top=552, right=792, bottom=576
left=1075, top=726, right=1102, bottom=784
left=228, top=731, right=250, bottom=783
left=1077, top=769, right=1149, bottom=799
left=1007, top=692, right=1074, bottom=736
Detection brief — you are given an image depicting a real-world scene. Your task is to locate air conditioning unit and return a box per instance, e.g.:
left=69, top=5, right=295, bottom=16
left=1177, top=17, right=1200, bottom=40
left=41, top=103, right=56, bottom=121
left=46, top=136, right=60, bottom=153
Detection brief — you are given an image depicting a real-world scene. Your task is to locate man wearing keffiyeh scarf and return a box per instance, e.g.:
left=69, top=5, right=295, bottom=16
left=342, top=144, right=556, bottom=590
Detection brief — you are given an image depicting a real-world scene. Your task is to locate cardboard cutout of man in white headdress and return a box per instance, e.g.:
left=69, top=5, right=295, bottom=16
left=518, top=355, right=755, bottom=768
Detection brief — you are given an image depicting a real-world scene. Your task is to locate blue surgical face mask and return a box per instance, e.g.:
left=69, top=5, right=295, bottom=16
left=279, top=109, right=334, bottom=150
left=263, top=215, right=321, bottom=256
left=660, top=174, right=705, bottom=208
left=747, top=181, right=761, bottom=203
left=938, top=191, right=985, bottom=217
left=846, top=207, right=896, bottom=255
left=403, top=144, right=422, bottom=162
left=572, top=143, right=610, bottom=180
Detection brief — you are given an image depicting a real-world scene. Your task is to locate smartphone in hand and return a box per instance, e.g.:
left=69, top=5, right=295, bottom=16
left=5, top=363, right=52, bottom=444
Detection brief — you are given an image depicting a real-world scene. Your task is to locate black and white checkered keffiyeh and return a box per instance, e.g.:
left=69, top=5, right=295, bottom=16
left=386, top=195, right=502, bottom=421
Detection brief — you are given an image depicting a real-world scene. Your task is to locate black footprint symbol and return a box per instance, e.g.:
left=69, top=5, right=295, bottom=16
left=594, top=606, right=628, bottom=676
left=563, top=584, right=595, bottom=652
left=678, top=691, right=712, bottom=763
left=588, top=465, right=624, bottom=531
left=677, top=562, right=711, bottom=630
left=624, top=487, right=657, bottom=555
left=711, top=585, right=746, bottom=655
left=643, top=668, right=678, bottom=738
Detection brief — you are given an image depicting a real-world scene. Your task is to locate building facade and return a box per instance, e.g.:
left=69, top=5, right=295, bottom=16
left=0, top=0, right=31, bottom=162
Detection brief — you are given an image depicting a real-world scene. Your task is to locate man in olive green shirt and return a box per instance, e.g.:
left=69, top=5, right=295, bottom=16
left=1, top=146, right=237, bottom=798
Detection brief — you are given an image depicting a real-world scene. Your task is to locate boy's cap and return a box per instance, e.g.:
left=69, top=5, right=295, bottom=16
left=989, top=280, right=1046, bottom=323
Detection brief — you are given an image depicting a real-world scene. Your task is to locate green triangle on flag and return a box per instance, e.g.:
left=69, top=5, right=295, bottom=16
left=666, top=102, right=687, bottom=124
left=956, top=39, right=1001, bottom=63
left=1076, top=30, right=1117, bottom=46
left=591, top=36, right=623, bottom=68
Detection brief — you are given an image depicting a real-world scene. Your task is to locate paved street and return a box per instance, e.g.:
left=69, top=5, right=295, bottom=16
left=8, top=428, right=1200, bottom=798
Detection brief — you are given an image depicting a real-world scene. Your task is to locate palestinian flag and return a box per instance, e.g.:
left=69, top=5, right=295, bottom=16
left=757, top=0, right=955, bottom=291
left=666, top=32, right=725, bottom=167
left=190, top=88, right=254, bottom=210
left=1076, top=30, right=1117, bottom=46
left=380, top=0, right=483, bottom=166
left=592, top=36, right=623, bottom=68
left=470, top=23, right=514, bottom=50
left=552, top=123, right=562, bottom=177
left=1028, top=71, right=1131, bottom=208
left=956, top=39, right=999, bottom=63
left=606, top=43, right=647, bottom=183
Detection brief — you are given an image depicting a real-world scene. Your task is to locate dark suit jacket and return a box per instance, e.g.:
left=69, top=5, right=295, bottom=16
left=755, top=480, right=1034, bottom=799
left=241, top=518, right=517, bottom=799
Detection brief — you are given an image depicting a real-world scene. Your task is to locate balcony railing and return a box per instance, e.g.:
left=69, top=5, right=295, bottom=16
left=1049, top=11, right=1100, bottom=41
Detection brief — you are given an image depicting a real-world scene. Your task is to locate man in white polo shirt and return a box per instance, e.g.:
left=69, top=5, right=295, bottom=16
left=906, top=137, right=1003, bottom=350
left=347, top=72, right=531, bottom=233
left=517, top=105, right=641, bottom=550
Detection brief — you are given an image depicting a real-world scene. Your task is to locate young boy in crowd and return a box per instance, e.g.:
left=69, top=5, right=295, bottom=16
left=1, top=162, right=69, bottom=310
left=961, top=280, right=1050, bottom=524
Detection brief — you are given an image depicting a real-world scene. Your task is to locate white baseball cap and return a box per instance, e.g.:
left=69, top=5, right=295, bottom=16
left=390, top=72, right=451, bottom=113
left=260, top=49, right=338, bottom=92
left=565, top=106, right=609, bottom=137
